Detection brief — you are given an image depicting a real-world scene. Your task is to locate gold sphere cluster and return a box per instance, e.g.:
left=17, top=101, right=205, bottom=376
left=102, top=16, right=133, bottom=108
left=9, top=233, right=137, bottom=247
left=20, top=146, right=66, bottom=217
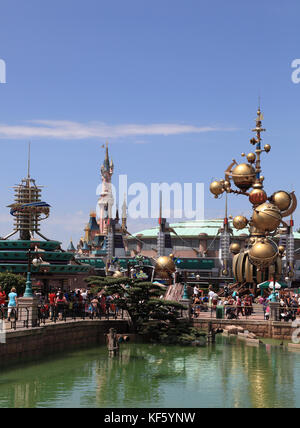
left=209, top=108, right=297, bottom=278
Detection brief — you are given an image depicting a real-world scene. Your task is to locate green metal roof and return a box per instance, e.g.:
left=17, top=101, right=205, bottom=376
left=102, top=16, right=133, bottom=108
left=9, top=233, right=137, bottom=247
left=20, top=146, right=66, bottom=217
left=130, top=219, right=300, bottom=240
left=0, top=264, right=89, bottom=274
left=0, top=240, right=61, bottom=250
left=0, top=251, right=74, bottom=262
left=77, top=258, right=106, bottom=269
left=175, top=258, right=215, bottom=270
left=117, top=257, right=153, bottom=269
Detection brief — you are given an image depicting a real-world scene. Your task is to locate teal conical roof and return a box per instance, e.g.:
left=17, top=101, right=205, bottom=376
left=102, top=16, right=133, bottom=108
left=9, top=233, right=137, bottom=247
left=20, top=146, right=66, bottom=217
left=67, top=240, right=76, bottom=252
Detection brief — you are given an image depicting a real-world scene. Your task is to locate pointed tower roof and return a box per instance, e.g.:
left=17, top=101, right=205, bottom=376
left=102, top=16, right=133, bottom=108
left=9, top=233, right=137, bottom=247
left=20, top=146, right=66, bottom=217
left=82, top=241, right=90, bottom=251
left=88, top=211, right=99, bottom=231
left=67, top=239, right=76, bottom=252
left=102, top=142, right=110, bottom=172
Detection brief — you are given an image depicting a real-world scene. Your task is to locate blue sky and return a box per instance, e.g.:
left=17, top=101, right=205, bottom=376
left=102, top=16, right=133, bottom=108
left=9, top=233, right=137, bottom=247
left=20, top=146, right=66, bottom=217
left=0, top=0, right=299, bottom=248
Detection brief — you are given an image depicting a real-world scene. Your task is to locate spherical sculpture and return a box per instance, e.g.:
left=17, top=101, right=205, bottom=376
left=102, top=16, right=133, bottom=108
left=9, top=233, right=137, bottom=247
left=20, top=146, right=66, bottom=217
left=270, top=191, right=291, bottom=212
left=156, top=256, right=176, bottom=274
left=230, top=242, right=241, bottom=254
left=252, top=202, right=282, bottom=232
left=264, top=144, right=271, bottom=152
left=233, top=215, right=248, bottom=230
left=278, top=245, right=285, bottom=255
left=209, top=181, right=224, bottom=198
left=247, top=153, right=256, bottom=163
left=231, top=163, right=256, bottom=191
left=249, top=240, right=278, bottom=268
left=249, top=188, right=268, bottom=206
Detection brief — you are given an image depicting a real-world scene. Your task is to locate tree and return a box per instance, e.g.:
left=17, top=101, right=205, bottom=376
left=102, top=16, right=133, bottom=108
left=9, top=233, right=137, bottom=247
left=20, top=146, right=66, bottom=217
left=85, top=275, right=206, bottom=345
left=0, top=272, right=26, bottom=295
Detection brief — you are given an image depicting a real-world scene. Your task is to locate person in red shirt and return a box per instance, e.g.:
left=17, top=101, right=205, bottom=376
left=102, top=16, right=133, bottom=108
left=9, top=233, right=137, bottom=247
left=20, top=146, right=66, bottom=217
left=49, top=290, right=57, bottom=320
left=0, top=286, right=6, bottom=318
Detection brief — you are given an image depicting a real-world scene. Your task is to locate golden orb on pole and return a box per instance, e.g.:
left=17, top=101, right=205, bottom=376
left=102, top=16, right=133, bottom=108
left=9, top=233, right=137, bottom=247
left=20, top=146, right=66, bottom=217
left=264, top=144, right=271, bottom=152
left=233, top=215, right=248, bottom=230
left=231, top=163, right=256, bottom=191
left=278, top=245, right=285, bottom=255
left=246, top=153, right=256, bottom=164
left=252, top=202, right=281, bottom=232
left=209, top=181, right=224, bottom=198
left=230, top=242, right=241, bottom=254
left=156, top=256, right=176, bottom=274
left=270, top=191, right=291, bottom=212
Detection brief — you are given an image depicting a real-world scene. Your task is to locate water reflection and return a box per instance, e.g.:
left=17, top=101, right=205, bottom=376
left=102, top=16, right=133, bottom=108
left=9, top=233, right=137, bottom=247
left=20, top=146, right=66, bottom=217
left=0, top=338, right=299, bottom=408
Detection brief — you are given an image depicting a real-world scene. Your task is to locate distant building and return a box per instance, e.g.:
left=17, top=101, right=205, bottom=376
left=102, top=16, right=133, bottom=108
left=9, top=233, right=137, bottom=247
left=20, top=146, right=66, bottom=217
left=75, top=144, right=132, bottom=277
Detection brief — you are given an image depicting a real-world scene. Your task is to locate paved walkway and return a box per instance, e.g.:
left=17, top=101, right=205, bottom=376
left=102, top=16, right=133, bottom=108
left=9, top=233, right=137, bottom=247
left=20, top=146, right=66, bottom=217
left=192, top=304, right=268, bottom=322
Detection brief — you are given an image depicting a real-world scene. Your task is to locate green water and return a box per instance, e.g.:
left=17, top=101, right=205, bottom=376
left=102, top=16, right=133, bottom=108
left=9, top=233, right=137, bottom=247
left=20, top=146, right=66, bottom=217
left=0, top=337, right=300, bottom=408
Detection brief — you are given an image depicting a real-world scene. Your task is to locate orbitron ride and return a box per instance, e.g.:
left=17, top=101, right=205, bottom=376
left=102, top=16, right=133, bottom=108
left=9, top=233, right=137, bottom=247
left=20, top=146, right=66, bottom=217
left=210, top=108, right=297, bottom=285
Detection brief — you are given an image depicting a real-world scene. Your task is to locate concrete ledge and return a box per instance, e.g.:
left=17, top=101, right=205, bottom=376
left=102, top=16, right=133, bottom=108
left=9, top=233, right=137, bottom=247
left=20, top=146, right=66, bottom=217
left=288, top=343, right=300, bottom=351
left=0, top=319, right=130, bottom=366
left=193, top=318, right=294, bottom=340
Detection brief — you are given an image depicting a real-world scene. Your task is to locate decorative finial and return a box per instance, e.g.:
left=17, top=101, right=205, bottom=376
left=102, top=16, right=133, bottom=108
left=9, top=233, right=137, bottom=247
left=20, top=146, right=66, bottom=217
left=27, top=142, right=31, bottom=179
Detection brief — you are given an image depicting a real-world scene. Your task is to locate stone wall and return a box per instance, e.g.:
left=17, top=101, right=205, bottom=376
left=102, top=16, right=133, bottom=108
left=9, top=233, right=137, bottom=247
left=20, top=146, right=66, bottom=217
left=0, top=320, right=130, bottom=365
left=193, top=318, right=294, bottom=341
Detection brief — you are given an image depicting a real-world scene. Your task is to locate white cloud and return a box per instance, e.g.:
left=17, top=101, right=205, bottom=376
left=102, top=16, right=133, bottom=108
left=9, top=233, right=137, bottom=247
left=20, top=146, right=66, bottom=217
left=0, top=120, right=237, bottom=140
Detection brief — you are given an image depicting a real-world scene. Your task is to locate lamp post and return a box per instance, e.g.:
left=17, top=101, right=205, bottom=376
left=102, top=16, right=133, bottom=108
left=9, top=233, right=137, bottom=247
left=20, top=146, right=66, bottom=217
left=183, top=282, right=189, bottom=300
left=19, top=247, right=44, bottom=328
left=24, top=249, right=42, bottom=298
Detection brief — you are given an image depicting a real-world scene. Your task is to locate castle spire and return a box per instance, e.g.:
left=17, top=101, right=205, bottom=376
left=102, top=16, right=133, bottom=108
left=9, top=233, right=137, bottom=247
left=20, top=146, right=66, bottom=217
left=122, top=194, right=127, bottom=231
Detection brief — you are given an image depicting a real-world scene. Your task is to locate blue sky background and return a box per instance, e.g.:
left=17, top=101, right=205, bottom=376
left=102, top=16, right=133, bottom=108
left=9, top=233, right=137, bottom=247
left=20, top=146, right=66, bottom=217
left=0, top=0, right=299, bottom=248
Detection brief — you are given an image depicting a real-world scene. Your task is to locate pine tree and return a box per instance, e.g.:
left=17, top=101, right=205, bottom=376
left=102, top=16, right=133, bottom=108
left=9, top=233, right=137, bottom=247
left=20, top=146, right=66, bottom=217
left=85, top=275, right=206, bottom=345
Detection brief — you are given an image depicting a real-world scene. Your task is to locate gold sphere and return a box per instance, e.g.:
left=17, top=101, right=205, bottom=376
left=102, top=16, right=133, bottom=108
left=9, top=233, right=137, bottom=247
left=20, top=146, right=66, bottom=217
left=252, top=202, right=282, bottom=232
left=233, top=215, right=248, bottom=230
left=209, top=181, right=224, bottom=197
left=278, top=245, right=285, bottom=254
left=156, top=256, right=176, bottom=274
left=231, top=163, right=256, bottom=191
left=230, top=242, right=241, bottom=254
left=264, top=144, right=271, bottom=152
left=249, top=240, right=278, bottom=268
left=270, top=191, right=291, bottom=211
left=247, top=153, right=256, bottom=164
left=113, top=271, right=124, bottom=278
left=249, top=188, right=268, bottom=205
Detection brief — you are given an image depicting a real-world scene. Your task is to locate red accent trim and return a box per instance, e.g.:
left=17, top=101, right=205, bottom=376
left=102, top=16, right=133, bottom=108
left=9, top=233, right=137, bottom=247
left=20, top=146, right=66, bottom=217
left=290, top=219, right=294, bottom=227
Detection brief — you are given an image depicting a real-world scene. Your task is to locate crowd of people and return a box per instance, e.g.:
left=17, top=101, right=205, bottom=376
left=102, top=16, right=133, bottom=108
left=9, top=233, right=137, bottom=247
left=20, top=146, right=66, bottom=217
left=191, top=284, right=300, bottom=322
left=191, top=285, right=254, bottom=319
left=0, top=286, right=121, bottom=322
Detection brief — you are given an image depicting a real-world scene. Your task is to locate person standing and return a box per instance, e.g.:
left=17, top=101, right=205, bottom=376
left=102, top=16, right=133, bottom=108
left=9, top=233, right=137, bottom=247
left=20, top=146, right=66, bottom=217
left=236, top=294, right=244, bottom=318
left=0, top=286, right=6, bottom=317
left=56, top=292, right=67, bottom=321
left=7, top=287, right=18, bottom=322
left=48, top=290, right=57, bottom=320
